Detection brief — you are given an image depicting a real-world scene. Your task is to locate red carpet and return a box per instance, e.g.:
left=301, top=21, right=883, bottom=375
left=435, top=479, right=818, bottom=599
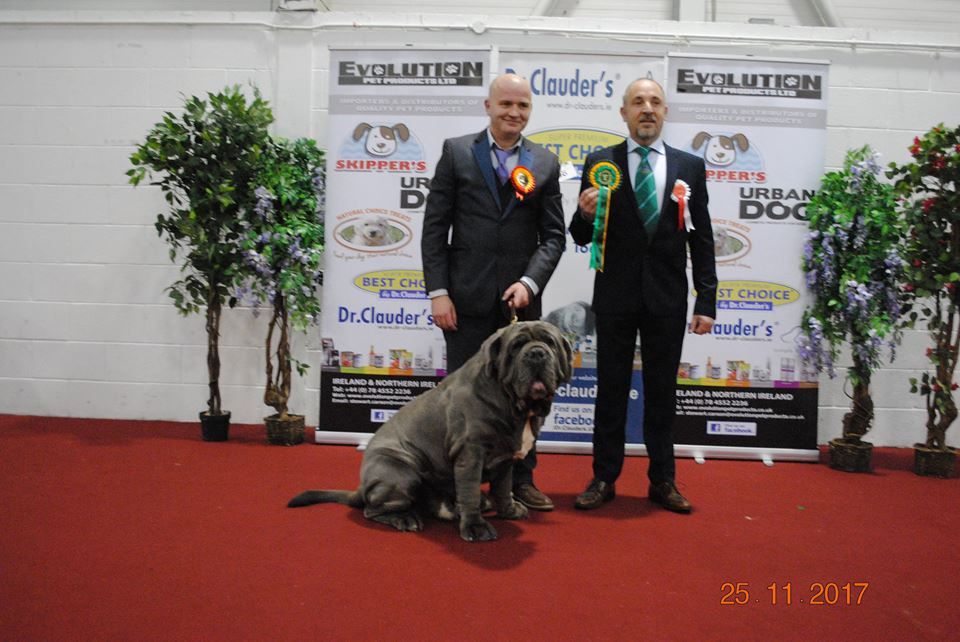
left=1, top=414, right=958, bottom=641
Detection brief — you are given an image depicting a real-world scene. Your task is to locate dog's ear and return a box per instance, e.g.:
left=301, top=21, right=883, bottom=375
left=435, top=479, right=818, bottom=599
left=480, top=326, right=507, bottom=379
left=731, top=133, right=749, bottom=152
left=692, top=131, right=711, bottom=150
left=556, top=333, right=574, bottom=383
left=538, top=323, right=573, bottom=383
left=392, top=123, right=410, bottom=142
left=353, top=122, right=373, bottom=141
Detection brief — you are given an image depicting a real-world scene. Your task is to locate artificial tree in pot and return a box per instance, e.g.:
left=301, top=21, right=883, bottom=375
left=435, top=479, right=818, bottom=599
left=127, top=86, right=273, bottom=441
left=236, top=137, right=326, bottom=445
left=890, top=123, right=960, bottom=477
left=799, top=145, right=905, bottom=472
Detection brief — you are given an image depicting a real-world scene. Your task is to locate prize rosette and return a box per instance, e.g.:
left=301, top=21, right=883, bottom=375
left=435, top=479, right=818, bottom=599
left=671, top=178, right=692, bottom=231
left=510, top=166, right=536, bottom=201
left=587, top=161, right=622, bottom=271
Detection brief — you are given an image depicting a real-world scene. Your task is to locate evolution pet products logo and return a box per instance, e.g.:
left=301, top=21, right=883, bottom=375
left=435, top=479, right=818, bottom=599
left=676, top=68, right=823, bottom=99
left=338, top=60, right=483, bottom=86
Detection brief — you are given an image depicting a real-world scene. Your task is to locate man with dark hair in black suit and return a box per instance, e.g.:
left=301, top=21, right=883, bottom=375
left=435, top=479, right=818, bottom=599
left=421, top=73, right=566, bottom=511
left=569, top=78, right=717, bottom=513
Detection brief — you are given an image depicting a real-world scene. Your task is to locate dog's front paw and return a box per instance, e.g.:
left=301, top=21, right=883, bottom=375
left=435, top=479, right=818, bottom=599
left=497, top=499, right=529, bottom=520
left=459, top=516, right=499, bottom=542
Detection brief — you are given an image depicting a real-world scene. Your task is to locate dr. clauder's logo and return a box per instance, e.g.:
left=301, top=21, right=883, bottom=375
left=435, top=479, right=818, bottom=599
left=334, top=122, right=427, bottom=173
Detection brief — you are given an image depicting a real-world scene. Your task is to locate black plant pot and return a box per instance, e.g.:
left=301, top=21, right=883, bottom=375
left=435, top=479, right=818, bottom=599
left=199, top=411, right=231, bottom=442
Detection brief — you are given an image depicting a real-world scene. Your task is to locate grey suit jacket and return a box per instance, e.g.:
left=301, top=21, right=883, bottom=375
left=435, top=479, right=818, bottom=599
left=421, top=130, right=566, bottom=319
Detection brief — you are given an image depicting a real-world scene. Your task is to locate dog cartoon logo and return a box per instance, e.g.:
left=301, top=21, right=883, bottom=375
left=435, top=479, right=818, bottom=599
left=353, top=122, right=410, bottom=157
left=334, top=209, right=413, bottom=253
left=686, top=131, right=765, bottom=182
left=336, top=122, right=426, bottom=172
left=692, top=132, right=749, bottom=167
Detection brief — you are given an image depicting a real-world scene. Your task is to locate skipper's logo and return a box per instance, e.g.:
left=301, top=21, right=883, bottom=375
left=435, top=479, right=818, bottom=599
left=335, top=122, right=427, bottom=173
left=688, top=131, right=766, bottom=183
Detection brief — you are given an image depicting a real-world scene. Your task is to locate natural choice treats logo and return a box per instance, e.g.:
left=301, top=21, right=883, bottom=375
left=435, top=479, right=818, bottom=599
left=676, top=68, right=823, bottom=99
left=686, top=131, right=766, bottom=183
left=335, top=122, right=427, bottom=173
left=711, top=220, right=752, bottom=264
left=333, top=208, right=413, bottom=254
left=338, top=60, right=483, bottom=86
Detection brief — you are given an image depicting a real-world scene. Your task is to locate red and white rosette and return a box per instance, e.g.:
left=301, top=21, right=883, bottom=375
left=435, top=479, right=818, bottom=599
left=671, top=179, right=692, bottom=231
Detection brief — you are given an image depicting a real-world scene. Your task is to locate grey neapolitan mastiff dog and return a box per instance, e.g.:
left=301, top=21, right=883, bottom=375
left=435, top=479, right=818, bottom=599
left=288, top=321, right=573, bottom=542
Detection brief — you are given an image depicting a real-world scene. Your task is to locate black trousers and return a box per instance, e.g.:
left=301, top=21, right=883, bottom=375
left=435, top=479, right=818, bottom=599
left=444, top=312, right=538, bottom=487
left=592, top=311, right=687, bottom=486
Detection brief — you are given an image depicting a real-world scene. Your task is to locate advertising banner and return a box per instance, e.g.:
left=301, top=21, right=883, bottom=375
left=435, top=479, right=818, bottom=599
left=501, top=52, right=824, bottom=460
left=664, top=54, right=827, bottom=458
left=317, top=49, right=489, bottom=441
left=500, top=51, right=663, bottom=446
left=318, top=49, right=824, bottom=461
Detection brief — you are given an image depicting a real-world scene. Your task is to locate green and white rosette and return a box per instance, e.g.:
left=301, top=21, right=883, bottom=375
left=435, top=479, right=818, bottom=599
left=588, top=161, right=622, bottom=271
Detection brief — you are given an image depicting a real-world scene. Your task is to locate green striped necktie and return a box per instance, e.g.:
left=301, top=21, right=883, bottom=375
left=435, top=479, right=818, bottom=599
left=635, top=146, right=658, bottom=236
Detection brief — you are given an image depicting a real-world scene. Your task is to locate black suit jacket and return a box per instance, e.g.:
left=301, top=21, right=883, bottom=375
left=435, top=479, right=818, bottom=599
left=422, top=131, right=566, bottom=319
left=569, top=141, right=717, bottom=319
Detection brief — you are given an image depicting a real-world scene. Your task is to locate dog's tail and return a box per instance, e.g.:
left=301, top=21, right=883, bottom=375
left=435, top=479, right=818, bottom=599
left=287, top=489, right=363, bottom=508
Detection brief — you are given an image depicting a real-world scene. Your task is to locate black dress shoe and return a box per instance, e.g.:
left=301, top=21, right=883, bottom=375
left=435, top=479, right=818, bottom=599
left=574, top=479, right=615, bottom=510
left=648, top=481, right=692, bottom=513
left=513, top=483, right=554, bottom=511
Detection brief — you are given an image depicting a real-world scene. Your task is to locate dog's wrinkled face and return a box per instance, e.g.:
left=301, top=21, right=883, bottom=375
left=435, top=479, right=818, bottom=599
left=482, top=321, right=574, bottom=423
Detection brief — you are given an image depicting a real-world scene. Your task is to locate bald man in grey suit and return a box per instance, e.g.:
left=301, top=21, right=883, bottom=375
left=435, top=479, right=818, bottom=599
left=421, top=73, right=566, bottom=511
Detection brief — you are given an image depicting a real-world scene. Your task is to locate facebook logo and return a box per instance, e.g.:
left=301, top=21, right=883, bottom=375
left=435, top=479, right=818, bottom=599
left=370, top=409, right=398, bottom=423
left=706, top=421, right=757, bottom=436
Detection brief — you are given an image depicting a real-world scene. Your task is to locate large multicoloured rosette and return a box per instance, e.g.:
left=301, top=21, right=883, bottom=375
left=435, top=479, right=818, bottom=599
left=588, top=161, right=622, bottom=271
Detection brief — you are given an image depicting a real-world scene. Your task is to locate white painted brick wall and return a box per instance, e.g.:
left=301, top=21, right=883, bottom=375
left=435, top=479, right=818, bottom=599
left=1, top=10, right=959, bottom=450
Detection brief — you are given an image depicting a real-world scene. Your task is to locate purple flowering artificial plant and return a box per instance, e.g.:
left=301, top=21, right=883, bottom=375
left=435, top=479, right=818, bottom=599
left=234, top=137, right=326, bottom=420
left=799, top=145, right=905, bottom=445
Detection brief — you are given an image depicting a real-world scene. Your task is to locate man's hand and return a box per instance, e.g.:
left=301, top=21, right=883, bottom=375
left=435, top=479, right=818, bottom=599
left=431, top=295, right=458, bottom=331
left=689, top=315, right=714, bottom=335
left=502, top=282, right=531, bottom=310
left=578, top=187, right=599, bottom=221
